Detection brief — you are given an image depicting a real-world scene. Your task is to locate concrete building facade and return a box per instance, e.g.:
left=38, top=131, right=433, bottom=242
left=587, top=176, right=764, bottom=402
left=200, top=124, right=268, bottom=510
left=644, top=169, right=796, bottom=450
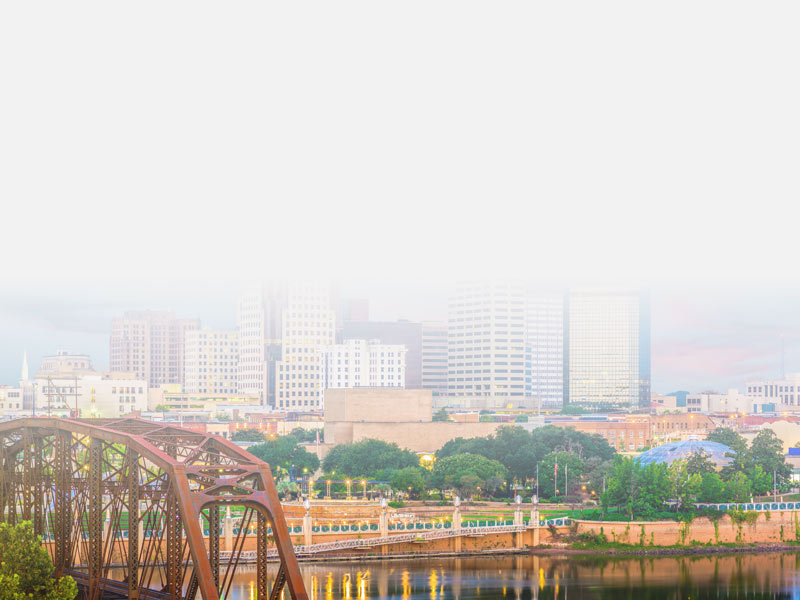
left=447, top=281, right=527, bottom=402
left=110, top=310, right=200, bottom=388
left=321, top=339, right=406, bottom=390
left=745, top=374, right=800, bottom=407
left=237, top=284, right=286, bottom=405
left=340, top=320, right=423, bottom=389
left=184, top=329, right=239, bottom=395
left=275, top=282, right=336, bottom=411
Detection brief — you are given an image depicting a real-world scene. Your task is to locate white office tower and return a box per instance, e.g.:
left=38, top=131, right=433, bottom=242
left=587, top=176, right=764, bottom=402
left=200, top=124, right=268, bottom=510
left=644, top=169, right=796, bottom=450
left=321, top=339, right=407, bottom=389
left=237, top=285, right=285, bottom=405
left=184, top=330, right=239, bottom=395
left=274, top=282, right=336, bottom=411
left=566, top=288, right=650, bottom=412
left=447, top=281, right=527, bottom=403
left=525, top=290, right=565, bottom=409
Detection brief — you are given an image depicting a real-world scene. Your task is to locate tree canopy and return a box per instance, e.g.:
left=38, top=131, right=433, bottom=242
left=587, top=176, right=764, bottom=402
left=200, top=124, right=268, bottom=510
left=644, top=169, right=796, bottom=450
left=437, top=425, right=615, bottom=489
left=430, top=453, right=508, bottom=499
left=0, top=521, right=77, bottom=600
left=248, top=436, right=320, bottom=477
left=231, top=429, right=267, bottom=442
left=322, top=439, right=419, bottom=479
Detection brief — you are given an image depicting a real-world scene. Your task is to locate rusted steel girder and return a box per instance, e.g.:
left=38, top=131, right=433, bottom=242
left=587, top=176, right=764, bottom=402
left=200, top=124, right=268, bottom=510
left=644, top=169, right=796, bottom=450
left=0, top=418, right=310, bottom=600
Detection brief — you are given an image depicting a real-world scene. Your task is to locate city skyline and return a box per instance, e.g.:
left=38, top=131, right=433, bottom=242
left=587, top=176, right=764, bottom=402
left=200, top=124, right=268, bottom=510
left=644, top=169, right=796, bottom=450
left=1, top=277, right=799, bottom=396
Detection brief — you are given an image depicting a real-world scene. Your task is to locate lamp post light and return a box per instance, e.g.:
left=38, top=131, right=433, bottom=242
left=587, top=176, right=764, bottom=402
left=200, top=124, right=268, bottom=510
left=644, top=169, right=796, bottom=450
left=346, top=479, right=352, bottom=500
left=361, top=480, right=367, bottom=500
left=326, top=480, right=332, bottom=500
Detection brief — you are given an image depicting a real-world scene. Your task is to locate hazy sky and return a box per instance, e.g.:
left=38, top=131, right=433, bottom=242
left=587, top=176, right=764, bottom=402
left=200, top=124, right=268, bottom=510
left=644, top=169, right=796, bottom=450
left=1, top=2, right=799, bottom=393
left=2, top=276, right=800, bottom=394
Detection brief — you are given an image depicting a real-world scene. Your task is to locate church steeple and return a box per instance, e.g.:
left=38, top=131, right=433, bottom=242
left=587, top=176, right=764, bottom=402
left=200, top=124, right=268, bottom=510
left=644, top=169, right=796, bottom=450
left=21, top=351, right=29, bottom=382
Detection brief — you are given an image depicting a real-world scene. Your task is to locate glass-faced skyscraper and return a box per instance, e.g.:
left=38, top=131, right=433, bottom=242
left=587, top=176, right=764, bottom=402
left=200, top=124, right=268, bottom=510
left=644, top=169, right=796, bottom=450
left=565, top=288, right=650, bottom=412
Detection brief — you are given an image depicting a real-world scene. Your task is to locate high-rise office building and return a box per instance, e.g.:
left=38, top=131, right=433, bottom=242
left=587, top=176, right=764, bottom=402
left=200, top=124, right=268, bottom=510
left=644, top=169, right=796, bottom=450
left=184, top=329, right=239, bottom=395
left=110, top=311, right=200, bottom=388
left=525, top=290, right=565, bottom=408
left=421, top=322, right=448, bottom=396
left=237, top=285, right=285, bottom=405
left=274, top=282, right=336, bottom=411
left=447, top=281, right=526, bottom=401
left=340, top=320, right=423, bottom=388
left=321, top=339, right=406, bottom=389
left=564, top=288, right=650, bottom=412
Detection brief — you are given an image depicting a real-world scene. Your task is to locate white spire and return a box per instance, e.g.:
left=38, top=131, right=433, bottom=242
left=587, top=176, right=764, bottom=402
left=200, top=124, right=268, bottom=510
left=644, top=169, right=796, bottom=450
left=21, top=351, right=29, bottom=382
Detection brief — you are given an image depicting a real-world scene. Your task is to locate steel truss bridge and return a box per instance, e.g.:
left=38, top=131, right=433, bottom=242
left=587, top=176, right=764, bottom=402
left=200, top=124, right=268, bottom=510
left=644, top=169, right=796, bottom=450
left=0, top=418, right=309, bottom=600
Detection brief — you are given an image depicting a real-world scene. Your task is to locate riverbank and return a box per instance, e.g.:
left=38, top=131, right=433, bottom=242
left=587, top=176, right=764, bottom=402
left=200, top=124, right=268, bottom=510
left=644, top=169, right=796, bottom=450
left=536, top=541, right=800, bottom=558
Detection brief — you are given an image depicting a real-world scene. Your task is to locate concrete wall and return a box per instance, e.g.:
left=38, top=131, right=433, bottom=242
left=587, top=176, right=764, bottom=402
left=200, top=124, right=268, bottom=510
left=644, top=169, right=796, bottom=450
left=325, top=420, right=503, bottom=452
left=324, top=388, right=432, bottom=423
left=575, top=511, right=800, bottom=545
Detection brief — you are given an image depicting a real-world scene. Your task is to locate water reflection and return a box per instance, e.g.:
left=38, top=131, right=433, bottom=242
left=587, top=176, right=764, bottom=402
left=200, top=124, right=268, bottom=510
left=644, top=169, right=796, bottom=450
left=220, top=552, right=800, bottom=599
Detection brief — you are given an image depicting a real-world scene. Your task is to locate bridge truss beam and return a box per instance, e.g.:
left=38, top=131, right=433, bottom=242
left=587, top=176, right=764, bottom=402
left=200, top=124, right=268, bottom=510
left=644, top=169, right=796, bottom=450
left=0, top=418, right=308, bottom=600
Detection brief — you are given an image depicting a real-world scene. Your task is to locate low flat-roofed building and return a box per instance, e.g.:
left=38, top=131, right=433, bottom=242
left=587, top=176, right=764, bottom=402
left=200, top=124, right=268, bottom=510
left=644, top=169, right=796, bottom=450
left=323, top=388, right=502, bottom=453
left=546, top=416, right=651, bottom=452
left=650, top=412, right=716, bottom=443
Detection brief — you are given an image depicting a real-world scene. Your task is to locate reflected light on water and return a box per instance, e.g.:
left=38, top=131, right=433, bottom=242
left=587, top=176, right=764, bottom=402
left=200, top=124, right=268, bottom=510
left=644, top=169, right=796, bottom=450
left=200, top=552, right=800, bottom=599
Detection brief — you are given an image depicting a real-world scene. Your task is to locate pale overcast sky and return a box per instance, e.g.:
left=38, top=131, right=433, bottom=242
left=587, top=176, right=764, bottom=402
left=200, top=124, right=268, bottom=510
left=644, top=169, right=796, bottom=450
left=1, top=2, right=799, bottom=392
left=2, top=276, right=800, bottom=395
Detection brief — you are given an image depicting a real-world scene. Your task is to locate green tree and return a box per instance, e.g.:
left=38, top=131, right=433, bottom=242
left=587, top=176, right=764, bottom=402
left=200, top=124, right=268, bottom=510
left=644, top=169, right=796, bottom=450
left=436, top=425, right=615, bottom=491
left=432, top=408, right=450, bottom=422
left=560, top=405, right=587, bottom=415
left=584, top=456, right=613, bottom=497
left=249, top=436, right=320, bottom=477
left=668, top=459, right=702, bottom=510
left=287, top=428, right=319, bottom=443
left=749, top=429, right=791, bottom=488
left=430, top=453, right=508, bottom=499
left=538, top=451, right=583, bottom=499
left=389, top=466, right=429, bottom=498
left=698, top=472, right=726, bottom=503
left=0, top=521, right=77, bottom=600
left=685, top=451, right=716, bottom=477
left=725, top=471, right=752, bottom=502
left=322, top=439, right=418, bottom=479
left=276, top=480, right=300, bottom=500
left=231, top=429, right=268, bottom=442
left=707, top=428, right=749, bottom=474
left=747, top=464, right=772, bottom=496
left=602, top=456, right=670, bottom=519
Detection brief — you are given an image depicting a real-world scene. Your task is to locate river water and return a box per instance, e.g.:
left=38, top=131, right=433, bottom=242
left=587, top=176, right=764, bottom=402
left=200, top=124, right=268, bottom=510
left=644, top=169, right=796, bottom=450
left=222, top=552, right=800, bottom=599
